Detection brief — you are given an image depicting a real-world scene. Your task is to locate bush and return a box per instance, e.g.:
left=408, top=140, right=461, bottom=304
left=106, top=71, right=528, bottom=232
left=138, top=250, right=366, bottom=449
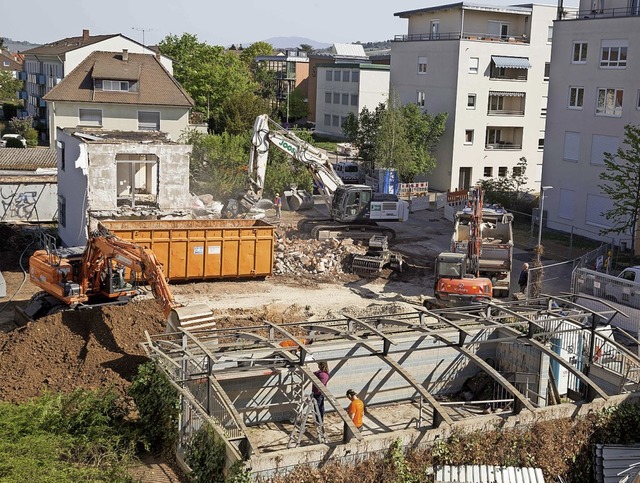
left=129, top=361, right=180, bottom=455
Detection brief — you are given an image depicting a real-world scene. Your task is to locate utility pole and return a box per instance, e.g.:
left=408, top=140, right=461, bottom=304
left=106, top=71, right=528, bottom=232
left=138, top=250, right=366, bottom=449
left=131, top=27, right=155, bottom=47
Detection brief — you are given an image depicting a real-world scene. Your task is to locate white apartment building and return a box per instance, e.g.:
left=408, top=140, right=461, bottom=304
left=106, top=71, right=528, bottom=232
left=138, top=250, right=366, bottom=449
left=542, top=0, right=640, bottom=248
left=391, top=3, right=560, bottom=192
left=315, top=63, right=390, bottom=138
left=20, top=29, right=172, bottom=138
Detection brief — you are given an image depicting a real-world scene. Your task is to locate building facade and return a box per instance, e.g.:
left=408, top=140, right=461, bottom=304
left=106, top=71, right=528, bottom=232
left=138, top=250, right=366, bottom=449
left=20, top=30, right=172, bottom=137
left=307, top=44, right=369, bottom=125
left=255, top=50, right=310, bottom=123
left=542, top=0, right=640, bottom=248
left=315, top=63, right=390, bottom=138
left=43, top=50, right=194, bottom=143
left=56, top=128, right=192, bottom=247
left=391, top=3, right=560, bottom=192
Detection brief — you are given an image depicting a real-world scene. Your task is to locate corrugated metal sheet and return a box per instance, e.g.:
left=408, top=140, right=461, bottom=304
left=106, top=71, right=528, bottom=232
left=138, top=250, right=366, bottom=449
left=331, top=43, right=366, bottom=57
left=595, top=444, right=640, bottom=483
left=491, top=55, right=532, bottom=69
left=435, top=465, right=545, bottom=483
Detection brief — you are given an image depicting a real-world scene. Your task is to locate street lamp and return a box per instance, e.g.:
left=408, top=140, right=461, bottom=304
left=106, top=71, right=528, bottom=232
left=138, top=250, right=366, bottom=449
left=537, top=186, right=553, bottom=261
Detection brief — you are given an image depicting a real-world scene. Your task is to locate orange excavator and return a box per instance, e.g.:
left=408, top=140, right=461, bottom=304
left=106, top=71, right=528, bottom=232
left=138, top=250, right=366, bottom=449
left=424, top=187, right=493, bottom=309
left=17, top=226, right=215, bottom=332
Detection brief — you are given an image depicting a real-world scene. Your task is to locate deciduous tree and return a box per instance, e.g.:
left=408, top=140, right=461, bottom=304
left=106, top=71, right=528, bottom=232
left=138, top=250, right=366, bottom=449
left=598, top=124, right=640, bottom=261
left=0, top=70, right=22, bottom=102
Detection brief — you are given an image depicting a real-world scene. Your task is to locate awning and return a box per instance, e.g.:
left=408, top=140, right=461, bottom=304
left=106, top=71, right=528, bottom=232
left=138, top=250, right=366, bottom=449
left=491, top=55, right=532, bottom=69
left=489, top=91, right=526, bottom=97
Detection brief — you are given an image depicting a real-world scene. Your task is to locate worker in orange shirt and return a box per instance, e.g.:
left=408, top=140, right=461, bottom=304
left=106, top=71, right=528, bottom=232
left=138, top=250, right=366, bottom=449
left=346, top=389, right=364, bottom=428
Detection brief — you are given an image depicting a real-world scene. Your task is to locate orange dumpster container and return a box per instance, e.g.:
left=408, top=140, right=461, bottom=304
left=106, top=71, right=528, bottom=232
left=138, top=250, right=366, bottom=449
left=100, top=219, right=274, bottom=281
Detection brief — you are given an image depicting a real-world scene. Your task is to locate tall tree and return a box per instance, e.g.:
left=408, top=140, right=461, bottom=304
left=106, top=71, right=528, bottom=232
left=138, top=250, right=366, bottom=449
left=0, top=70, right=22, bottom=101
left=342, top=100, right=447, bottom=182
left=598, top=124, right=640, bottom=261
left=239, top=41, right=274, bottom=66
left=157, top=34, right=257, bottom=122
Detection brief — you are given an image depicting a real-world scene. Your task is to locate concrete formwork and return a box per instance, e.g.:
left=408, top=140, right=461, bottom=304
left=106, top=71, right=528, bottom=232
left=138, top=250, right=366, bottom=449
left=142, top=295, right=640, bottom=478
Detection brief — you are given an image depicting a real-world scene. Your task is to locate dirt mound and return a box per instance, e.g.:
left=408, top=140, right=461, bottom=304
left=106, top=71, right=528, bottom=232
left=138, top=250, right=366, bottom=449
left=0, top=300, right=165, bottom=403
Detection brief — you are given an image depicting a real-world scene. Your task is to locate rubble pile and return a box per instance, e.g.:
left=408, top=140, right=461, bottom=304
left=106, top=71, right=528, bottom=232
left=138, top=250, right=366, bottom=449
left=273, top=225, right=365, bottom=276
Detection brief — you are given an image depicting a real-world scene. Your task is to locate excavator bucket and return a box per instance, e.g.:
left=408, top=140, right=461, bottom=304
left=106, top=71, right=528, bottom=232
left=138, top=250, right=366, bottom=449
left=167, top=303, right=217, bottom=333
left=351, top=235, right=403, bottom=278
left=283, top=188, right=314, bottom=211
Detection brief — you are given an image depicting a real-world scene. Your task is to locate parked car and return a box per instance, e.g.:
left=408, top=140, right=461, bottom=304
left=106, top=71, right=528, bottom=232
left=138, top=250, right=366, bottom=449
left=0, top=134, right=27, bottom=148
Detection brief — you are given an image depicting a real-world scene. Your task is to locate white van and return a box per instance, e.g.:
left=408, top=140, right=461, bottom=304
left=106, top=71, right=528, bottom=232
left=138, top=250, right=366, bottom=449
left=333, top=162, right=363, bottom=184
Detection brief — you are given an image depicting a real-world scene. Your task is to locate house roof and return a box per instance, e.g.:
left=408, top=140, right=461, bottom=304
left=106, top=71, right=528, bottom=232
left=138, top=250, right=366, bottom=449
left=394, top=2, right=531, bottom=18
left=0, top=148, right=57, bottom=171
left=331, top=43, right=367, bottom=57
left=22, top=33, right=120, bottom=56
left=43, top=51, right=194, bottom=107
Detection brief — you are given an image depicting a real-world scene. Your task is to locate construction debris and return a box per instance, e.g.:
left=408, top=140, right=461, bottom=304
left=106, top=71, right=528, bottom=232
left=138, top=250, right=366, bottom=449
left=273, top=224, right=366, bottom=276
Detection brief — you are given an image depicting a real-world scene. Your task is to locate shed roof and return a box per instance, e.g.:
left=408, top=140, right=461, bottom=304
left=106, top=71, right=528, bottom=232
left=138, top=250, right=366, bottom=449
left=0, top=148, right=57, bottom=171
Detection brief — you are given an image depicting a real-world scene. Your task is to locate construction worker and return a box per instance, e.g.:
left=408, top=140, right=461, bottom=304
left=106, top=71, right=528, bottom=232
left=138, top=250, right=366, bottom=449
left=312, top=361, right=330, bottom=421
left=274, top=192, right=282, bottom=219
left=346, top=389, right=364, bottom=428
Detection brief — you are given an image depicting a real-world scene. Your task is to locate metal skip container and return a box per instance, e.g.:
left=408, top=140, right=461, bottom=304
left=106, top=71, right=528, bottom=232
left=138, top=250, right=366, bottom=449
left=100, top=219, right=274, bottom=281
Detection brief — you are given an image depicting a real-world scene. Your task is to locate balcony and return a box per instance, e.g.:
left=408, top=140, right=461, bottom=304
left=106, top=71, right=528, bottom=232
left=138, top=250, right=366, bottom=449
left=487, top=92, right=525, bottom=116
left=393, top=31, right=530, bottom=44
left=18, top=91, right=28, bottom=100
left=485, top=127, right=523, bottom=150
left=561, top=6, right=640, bottom=20
left=490, top=56, right=530, bottom=81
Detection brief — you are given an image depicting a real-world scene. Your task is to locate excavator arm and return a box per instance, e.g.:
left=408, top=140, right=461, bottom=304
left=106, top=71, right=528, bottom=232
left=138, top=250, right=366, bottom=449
left=248, top=114, right=344, bottom=210
left=80, top=229, right=178, bottom=317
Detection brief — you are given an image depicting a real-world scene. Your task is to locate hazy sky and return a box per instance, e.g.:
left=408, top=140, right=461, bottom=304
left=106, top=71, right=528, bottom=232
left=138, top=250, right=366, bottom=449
left=4, top=0, right=576, bottom=48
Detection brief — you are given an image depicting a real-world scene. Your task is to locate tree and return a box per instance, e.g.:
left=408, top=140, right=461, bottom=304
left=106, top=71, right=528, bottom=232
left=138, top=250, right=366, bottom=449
left=239, top=41, right=274, bottom=66
left=477, top=157, right=533, bottom=212
left=157, top=34, right=257, bottom=122
left=598, top=124, right=640, bottom=261
left=299, top=43, right=314, bottom=55
left=342, top=100, right=447, bottom=182
left=212, top=92, right=272, bottom=135
left=0, top=70, right=22, bottom=101
left=286, top=86, right=308, bottom=121
left=8, top=116, right=37, bottom=147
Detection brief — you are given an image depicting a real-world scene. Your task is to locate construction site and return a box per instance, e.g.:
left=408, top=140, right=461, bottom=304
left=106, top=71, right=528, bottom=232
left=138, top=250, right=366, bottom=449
left=2, top=191, right=640, bottom=481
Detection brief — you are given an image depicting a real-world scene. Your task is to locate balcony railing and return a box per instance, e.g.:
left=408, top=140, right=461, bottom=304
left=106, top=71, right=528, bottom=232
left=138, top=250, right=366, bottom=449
left=487, top=109, right=525, bottom=116
left=485, top=142, right=522, bottom=150
left=394, top=31, right=530, bottom=44
left=561, top=6, right=640, bottom=20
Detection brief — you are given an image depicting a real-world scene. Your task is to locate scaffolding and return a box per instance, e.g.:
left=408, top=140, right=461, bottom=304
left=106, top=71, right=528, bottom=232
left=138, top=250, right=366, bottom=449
left=141, top=295, right=640, bottom=473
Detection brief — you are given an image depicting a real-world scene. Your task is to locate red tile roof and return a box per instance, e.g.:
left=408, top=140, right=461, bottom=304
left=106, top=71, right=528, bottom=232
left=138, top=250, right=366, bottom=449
left=43, top=51, right=194, bottom=107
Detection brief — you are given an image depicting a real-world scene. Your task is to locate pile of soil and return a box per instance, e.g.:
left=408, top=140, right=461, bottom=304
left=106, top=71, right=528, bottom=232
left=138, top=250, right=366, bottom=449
left=0, top=300, right=165, bottom=403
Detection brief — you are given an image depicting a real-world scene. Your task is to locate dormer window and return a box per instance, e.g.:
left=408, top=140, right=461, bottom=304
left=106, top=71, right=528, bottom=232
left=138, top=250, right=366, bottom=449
left=102, top=80, right=130, bottom=91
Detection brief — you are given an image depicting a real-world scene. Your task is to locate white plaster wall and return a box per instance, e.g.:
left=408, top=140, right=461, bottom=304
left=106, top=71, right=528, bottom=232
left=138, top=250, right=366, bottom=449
left=50, top=102, right=190, bottom=142
left=56, top=130, right=89, bottom=247
left=391, top=4, right=556, bottom=192
left=542, top=15, right=640, bottom=245
left=358, top=69, right=390, bottom=112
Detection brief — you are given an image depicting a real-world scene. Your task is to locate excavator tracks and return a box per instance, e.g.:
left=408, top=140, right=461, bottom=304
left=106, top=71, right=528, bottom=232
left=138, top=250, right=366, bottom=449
left=297, top=218, right=395, bottom=242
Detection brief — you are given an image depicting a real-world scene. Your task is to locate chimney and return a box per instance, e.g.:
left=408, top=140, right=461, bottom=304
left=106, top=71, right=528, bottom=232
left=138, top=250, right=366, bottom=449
left=82, top=29, right=90, bottom=41
left=122, top=49, right=128, bottom=61
left=155, top=50, right=161, bottom=61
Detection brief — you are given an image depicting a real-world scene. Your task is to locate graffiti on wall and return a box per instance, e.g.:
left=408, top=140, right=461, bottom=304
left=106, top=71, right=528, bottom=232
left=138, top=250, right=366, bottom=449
left=1, top=186, right=41, bottom=221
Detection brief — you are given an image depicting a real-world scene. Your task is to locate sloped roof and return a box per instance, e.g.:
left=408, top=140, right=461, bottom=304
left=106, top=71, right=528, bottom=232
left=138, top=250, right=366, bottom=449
left=0, top=148, right=57, bottom=171
left=22, top=34, right=120, bottom=56
left=43, top=51, right=194, bottom=107
left=331, top=43, right=367, bottom=57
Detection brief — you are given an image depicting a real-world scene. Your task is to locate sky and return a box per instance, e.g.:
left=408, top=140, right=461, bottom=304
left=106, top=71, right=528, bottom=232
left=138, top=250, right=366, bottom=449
left=3, top=0, right=578, bottom=48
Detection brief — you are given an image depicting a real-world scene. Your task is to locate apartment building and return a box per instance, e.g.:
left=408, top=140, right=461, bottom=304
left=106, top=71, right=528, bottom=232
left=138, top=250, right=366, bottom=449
left=255, top=49, right=310, bottom=121
left=20, top=29, right=172, bottom=138
left=308, top=44, right=369, bottom=125
left=315, top=63, right=390, bottom=138
left=391, top=3, right=559, bottom=192
left=542, top=0, right=640, bottom=248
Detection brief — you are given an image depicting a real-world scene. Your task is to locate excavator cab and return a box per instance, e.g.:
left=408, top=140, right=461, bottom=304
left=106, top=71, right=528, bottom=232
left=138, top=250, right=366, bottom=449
left=432, top=252, right=493, bottom=307
left=331, top=185, right=373, bottom=223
